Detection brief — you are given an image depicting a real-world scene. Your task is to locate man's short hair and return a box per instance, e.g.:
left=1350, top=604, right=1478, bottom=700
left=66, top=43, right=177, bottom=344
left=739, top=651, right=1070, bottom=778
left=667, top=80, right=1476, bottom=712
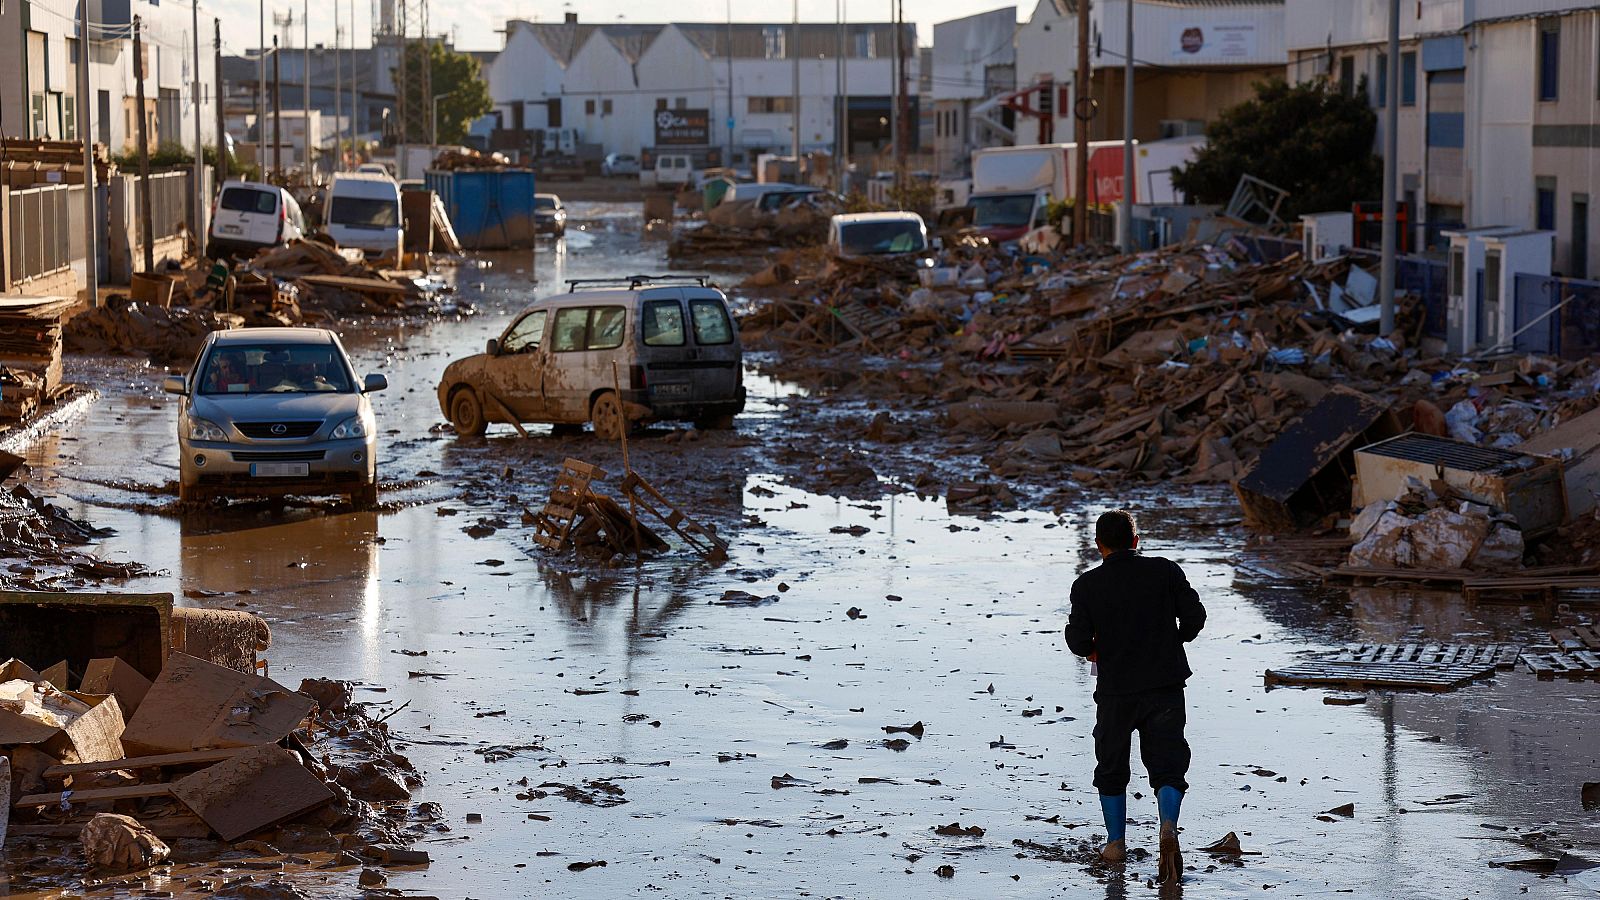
left=1096, top=510, right=1137, bottom=551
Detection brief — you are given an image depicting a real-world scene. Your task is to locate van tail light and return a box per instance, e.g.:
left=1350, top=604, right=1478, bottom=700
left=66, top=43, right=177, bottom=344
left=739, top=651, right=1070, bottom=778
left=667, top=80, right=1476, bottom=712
left=276, top=201, right=286, bottom=241
left=629, top=364, right=647, bottom=390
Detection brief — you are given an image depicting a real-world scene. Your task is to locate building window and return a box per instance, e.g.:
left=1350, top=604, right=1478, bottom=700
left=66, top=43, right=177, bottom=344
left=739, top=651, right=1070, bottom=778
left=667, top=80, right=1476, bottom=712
left=675, top=97, right=686, bottom=110
left=585, top=98, right=596, bottom=116
left=855, top=29, right=876, bottom=59
left=1539, top=18, right=1559, bottom=101
left=1338, top=56, right=1355, bottom=97
left=63, top=93, right=76, bottom=140
left=748, top=96, right=793, bottom=114
left=656, top=98, right=667, bottom=111
left=1536, top=177, right=1557, bottom=231
left=1401, top=51, right=1416, bottom=106
left=763, top=26, right=786, bottom=59
left=602, top=98, right=613, bottom=116
left=1376, top=52, right=1387, bottom=107
left=1573, top=194, right=1590, bottom=279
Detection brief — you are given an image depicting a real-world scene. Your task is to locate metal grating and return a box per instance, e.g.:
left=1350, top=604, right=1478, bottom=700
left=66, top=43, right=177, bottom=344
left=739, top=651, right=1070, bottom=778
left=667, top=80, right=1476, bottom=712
left=231, top=450, right=326, bottom=462
left=1359, top=433, right=1533, bottom=473
left=236, top=421, right=322, bottom=439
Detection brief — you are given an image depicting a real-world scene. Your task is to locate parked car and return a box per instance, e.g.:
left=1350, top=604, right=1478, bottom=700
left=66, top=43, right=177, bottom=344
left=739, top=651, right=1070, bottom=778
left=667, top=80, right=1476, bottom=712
left=653, top=153, right=695, bottom=188
left=355, top=162, right=394, bottom=179
left=208, top=181, right=305, bottom=258
left=534, top=193, right=568, bottom=237
left=436, top=276, right=745, bottom=438
left=163, top=327, right=388, bottom=508
left=757, top=187, right=839, bottom=213
left=538, top=155, right=586, bottom=180
left=324, top=173, right=404, bottom=261
left=397, top=178, right=425, bottom=193
left=602, top=153, right=640, bottom=177
left=828, top=211, right=930, bottom=258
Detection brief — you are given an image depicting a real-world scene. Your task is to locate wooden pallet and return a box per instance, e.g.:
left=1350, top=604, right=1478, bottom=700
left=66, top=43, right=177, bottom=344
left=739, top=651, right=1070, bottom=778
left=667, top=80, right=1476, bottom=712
left=1550, top=626, right=1600, bottom=652
left=620, top=471, right=729, bottom=562
left=1464, top=575, right=1600, bottom=603
left=1264, top=658, right=1498, bottom=692
left=1331, top=643, right=1522, bottom=670
left=828, top=301, right=900, bottom=348
left=532, top=458, right=607, bottom=551
left=1520, top=650, right=1600, bottom=680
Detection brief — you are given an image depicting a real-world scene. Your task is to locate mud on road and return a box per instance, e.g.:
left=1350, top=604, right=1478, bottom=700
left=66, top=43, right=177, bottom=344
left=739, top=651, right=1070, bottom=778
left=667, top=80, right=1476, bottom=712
left=5, top=203, right=1599, bottom=898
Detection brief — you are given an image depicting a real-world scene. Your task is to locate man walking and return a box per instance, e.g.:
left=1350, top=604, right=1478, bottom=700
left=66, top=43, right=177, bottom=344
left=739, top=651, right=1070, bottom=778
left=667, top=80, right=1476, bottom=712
left=1064, top=510, right=1206, bottom=883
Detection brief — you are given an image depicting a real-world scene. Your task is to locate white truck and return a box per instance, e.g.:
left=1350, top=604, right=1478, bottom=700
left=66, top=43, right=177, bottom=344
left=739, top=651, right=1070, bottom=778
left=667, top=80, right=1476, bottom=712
left=966, top=136, right=1204, bottom=242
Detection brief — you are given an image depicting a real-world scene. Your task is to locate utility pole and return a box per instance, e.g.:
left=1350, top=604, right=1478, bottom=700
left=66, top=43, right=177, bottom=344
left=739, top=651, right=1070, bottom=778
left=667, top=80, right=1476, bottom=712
left=258, top=0, right=265, bottom=157
left=193, top=0, right=207, bottom=251
left=1379, top=0, right=1400, bottom=334
left=835, top=0, right=842, bottom=190
left=889, top=1, right=899, bottom=201
left=76, top=0, right=99, bottom=305
left=335, top=19, right=343, bottom=171
left=1072, top=0, right=1090, bottom=245
left=134, top=17, right=155, bottom=274
left=272, top=38, right=282, bottom=181
left=303, top=0, right=310, bottom=162
left=350, top=0, right=359, bottom=155
left=725, top=0, right=734, bottom=171
left=840, top=0, right=848, bottom=191
left=1120, top=0, right=1133, bottom=253
left=215, top=19, right=228, bottom=187
left=790, top=0, right=800, bottom=175
left=895, top=0, right=908, bottom=203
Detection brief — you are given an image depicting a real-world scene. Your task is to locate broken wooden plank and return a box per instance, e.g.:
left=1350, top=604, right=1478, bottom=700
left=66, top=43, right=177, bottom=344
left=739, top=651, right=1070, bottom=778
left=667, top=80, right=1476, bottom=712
left=170, top=744, right=334, bottom=842
left=1264, top=658, right=1497, bottom=692
left=122, top=652, right=314, bottom=756
left=17, top=782, right=175, bottom=807
left=80, top=657, right=154, bottom=718
left=44, top=747, right=251, bottom=779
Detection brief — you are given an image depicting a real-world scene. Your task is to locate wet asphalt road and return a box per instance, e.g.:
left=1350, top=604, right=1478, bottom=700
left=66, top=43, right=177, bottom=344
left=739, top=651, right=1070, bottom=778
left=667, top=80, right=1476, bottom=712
left=13, top=204, right=1600, bottom=898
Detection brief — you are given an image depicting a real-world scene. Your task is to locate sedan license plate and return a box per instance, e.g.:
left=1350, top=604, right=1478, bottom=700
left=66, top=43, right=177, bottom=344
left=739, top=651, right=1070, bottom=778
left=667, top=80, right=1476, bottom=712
left=251, top=462, right=309, bottom=478
left=653, top=382, right=691, bottom=399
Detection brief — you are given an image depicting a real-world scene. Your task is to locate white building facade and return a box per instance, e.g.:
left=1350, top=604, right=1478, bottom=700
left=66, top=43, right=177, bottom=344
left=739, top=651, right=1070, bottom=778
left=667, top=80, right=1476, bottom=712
left=931, top=7, right=1017, bottom=177
left=487, top=17, right=917, bottom=165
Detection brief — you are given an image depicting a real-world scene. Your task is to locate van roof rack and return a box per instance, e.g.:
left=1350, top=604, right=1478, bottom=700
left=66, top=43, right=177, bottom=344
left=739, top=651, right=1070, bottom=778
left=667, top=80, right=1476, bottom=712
left=565, top=274, right=711, bottom=292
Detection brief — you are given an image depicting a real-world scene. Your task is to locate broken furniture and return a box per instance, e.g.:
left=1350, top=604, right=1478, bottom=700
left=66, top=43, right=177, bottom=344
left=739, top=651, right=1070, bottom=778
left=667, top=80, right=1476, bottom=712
left=532, top=458, right=725, bottom=562
left=532, top=458, right=608, bottom=551
left=1353, top=433, right=1566, bottom=537
left=0, top=590, right=271, bottom=683
left=1516, top=404, right=1600, bottom=520
left=1235, top=387, right=1402, bottom=530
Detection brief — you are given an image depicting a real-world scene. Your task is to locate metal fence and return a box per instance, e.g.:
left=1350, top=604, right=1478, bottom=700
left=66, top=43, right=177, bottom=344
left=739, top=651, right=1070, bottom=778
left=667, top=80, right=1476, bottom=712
left=1396, top=255, right=1448, bottom=339
left=6, top=183, right=84, bottom=286
left=134, top=171, right=189, bottom=242
left=1512, top=273, right=1600, bottom=359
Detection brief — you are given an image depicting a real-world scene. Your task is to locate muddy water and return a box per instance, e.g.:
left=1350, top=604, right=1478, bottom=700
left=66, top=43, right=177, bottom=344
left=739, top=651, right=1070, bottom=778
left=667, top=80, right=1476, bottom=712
left=13, top=204, right=1600, bottom=898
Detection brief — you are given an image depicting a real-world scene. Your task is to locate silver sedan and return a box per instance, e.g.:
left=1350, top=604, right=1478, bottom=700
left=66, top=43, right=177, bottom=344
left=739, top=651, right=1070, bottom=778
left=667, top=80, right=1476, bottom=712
left=164, top=327, right=386, bottom=508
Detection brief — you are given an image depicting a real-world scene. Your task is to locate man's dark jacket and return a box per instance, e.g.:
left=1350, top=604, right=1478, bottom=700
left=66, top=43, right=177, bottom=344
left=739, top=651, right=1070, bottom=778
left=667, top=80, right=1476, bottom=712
left=1064, top=550, right=1206, bottom=696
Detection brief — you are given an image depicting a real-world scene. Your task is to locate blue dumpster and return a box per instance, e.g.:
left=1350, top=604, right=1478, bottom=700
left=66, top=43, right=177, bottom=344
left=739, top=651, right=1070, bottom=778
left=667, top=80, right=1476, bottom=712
left=424, top=169, right=538, bottom=250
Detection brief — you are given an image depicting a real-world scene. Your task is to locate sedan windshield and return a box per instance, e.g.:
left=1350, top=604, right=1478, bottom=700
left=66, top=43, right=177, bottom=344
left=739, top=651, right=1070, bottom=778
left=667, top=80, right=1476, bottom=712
left=838, top=221, right=926, bottom=255
left=199, top=344, right=355, bottom=394
left=971, top=194, right=1037, bottom=229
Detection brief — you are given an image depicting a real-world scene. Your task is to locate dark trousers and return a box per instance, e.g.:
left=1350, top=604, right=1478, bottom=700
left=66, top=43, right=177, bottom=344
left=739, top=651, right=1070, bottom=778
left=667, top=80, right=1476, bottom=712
left=1092, top=685, right=1190, bottom=795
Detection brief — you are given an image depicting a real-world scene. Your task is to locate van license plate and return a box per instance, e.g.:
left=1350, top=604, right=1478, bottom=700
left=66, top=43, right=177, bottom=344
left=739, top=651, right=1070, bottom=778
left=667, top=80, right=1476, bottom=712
left=653, top=383, right=691, bottom=398
left=220, top=225, right=242, bottom=234
left=251, top=463, right=309, bottom=477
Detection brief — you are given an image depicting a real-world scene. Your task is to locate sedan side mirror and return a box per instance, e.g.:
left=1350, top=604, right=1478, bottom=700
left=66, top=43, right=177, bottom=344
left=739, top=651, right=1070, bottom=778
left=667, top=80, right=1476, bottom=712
left=162, top=375, right=187, bottom=395
left=363, top=373, right=388, bottom=393
left=486, top=338, right=500, bottom=356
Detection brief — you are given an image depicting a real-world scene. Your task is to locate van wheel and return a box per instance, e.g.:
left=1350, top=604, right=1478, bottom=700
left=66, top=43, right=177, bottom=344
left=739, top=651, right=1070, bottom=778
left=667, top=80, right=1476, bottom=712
left=590, top=391, right=626, bottom=440
left=695, top=414, right=736, bottom=431
left=450, top=389, right=487, bottom=436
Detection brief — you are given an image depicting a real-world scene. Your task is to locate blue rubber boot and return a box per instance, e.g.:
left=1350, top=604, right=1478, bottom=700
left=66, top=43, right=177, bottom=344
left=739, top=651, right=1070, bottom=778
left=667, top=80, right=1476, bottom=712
left=1157, top=786, right=1183, bottom=883
left=1099, top=794, right=1127, bottom=863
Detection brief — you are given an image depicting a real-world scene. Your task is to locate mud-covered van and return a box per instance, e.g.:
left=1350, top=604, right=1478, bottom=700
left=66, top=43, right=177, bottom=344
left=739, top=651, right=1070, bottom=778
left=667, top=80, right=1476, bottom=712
left=436, top=275, right=744, bottom=438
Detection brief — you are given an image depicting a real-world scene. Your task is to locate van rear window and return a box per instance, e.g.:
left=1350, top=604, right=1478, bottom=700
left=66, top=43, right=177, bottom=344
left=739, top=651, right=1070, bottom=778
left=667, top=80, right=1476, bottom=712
left=329, top=196, right=399, bottom=228
left=220, top=187, right=276, bottom=214
left=642, top=300, right=685, bottom=346
left=689, top=299, right=733, bottom=345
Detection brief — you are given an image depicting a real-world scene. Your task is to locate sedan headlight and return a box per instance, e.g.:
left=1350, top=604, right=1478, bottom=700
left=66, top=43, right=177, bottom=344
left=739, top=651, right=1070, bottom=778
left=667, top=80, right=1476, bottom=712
left=188, top=418, right=229, bottom=442
left=330, top=415, right=370, bottom=439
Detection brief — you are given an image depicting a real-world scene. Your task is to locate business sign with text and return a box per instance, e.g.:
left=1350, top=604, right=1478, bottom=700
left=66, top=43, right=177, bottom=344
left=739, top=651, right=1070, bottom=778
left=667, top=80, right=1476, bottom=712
left=655, top=109, right=710, bottom=145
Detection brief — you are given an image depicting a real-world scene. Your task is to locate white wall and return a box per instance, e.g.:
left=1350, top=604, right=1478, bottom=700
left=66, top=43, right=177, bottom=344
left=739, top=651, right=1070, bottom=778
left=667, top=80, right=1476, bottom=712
left=1469, top=18, right=1537, bottom=229
left=932, top=7, right=1017, bottom=102
left=1098, top=0, right=1285, bottom=69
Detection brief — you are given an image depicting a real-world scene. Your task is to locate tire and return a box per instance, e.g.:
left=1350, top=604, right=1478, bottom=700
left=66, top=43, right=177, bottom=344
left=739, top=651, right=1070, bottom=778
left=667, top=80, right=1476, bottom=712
left=449, top=388, right=487, bottom=436
left=695, top=414, right=736, bottom=431
left=590, top=391, right=626, bottom=440
left=351, top=480, right=379, bottom=511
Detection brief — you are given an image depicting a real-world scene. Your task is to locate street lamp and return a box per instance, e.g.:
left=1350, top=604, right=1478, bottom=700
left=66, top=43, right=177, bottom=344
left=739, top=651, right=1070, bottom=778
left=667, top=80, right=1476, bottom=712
left=431, top=92, right=455, bottom=146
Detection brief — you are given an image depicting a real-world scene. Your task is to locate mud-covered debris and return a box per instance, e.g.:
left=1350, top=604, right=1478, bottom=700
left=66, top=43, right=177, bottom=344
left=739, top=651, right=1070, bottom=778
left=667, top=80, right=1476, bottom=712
left=373, top=845, right=431, bottom=866
left=1583, top=782, right=1600, bottom=810
left=883, top=721, right=925, bottom=738
left=881, top=738, right=910, bottom=751
left=934, top=864, right=956, bottom=878
left=357, top=867, right=387, bottom=888
left=1201, top=832, right=1245, bottom=855
left=81, top=813, right=170, bottom=871
left=846, top=607, right=866, bottom=619
left=712, top=590, right=779, bottom=607
left=830, top=525, right=870, bottom=536
left=817, top=739, right=849, bottom=750
left=297, top=678, right=354, bottom=713
left=1324, top=692, right=1367, bottom=706
left=1322, top=803, right=1355, bottom=818
left=990, top=736, right=1017, bottom=749
left=568, top=859, right=608, bottom=872
left=770, top=773, right=815, bottom=789
left=934, top=822, right=985, bottom=837
left=519, top=780, right=629, bottom=807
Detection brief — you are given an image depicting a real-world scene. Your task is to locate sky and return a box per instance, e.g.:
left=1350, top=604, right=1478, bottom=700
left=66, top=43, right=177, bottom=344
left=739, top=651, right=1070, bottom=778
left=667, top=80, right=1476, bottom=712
left=206, top=0, right=1023, bottom=56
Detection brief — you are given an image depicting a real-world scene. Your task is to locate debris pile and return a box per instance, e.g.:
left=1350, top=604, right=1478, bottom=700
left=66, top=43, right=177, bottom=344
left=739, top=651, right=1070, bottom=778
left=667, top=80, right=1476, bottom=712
left=1348, top=479, right=1526, bottom=573
left=0, top=295, right=77, bottom=421
left=0, top=594, right=427, bottom=891
left=429, top=148, right=516, bottom=171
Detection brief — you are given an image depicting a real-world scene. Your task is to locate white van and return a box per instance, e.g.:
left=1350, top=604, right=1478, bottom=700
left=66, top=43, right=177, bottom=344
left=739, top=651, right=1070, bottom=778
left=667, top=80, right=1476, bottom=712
left=324, top=173, right=404, bottom=261
left=208, top=181, right=305, bottom=258
left=828, top=211, right=930, bottom=258
left=653, top=154, right=695, bottom=188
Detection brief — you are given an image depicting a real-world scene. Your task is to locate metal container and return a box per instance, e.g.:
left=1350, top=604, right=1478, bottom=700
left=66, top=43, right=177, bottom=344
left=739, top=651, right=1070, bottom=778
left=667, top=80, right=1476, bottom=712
left=424, top=169, right=538, bottom=250
left=1353, top=433, right=1567, bottom=536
